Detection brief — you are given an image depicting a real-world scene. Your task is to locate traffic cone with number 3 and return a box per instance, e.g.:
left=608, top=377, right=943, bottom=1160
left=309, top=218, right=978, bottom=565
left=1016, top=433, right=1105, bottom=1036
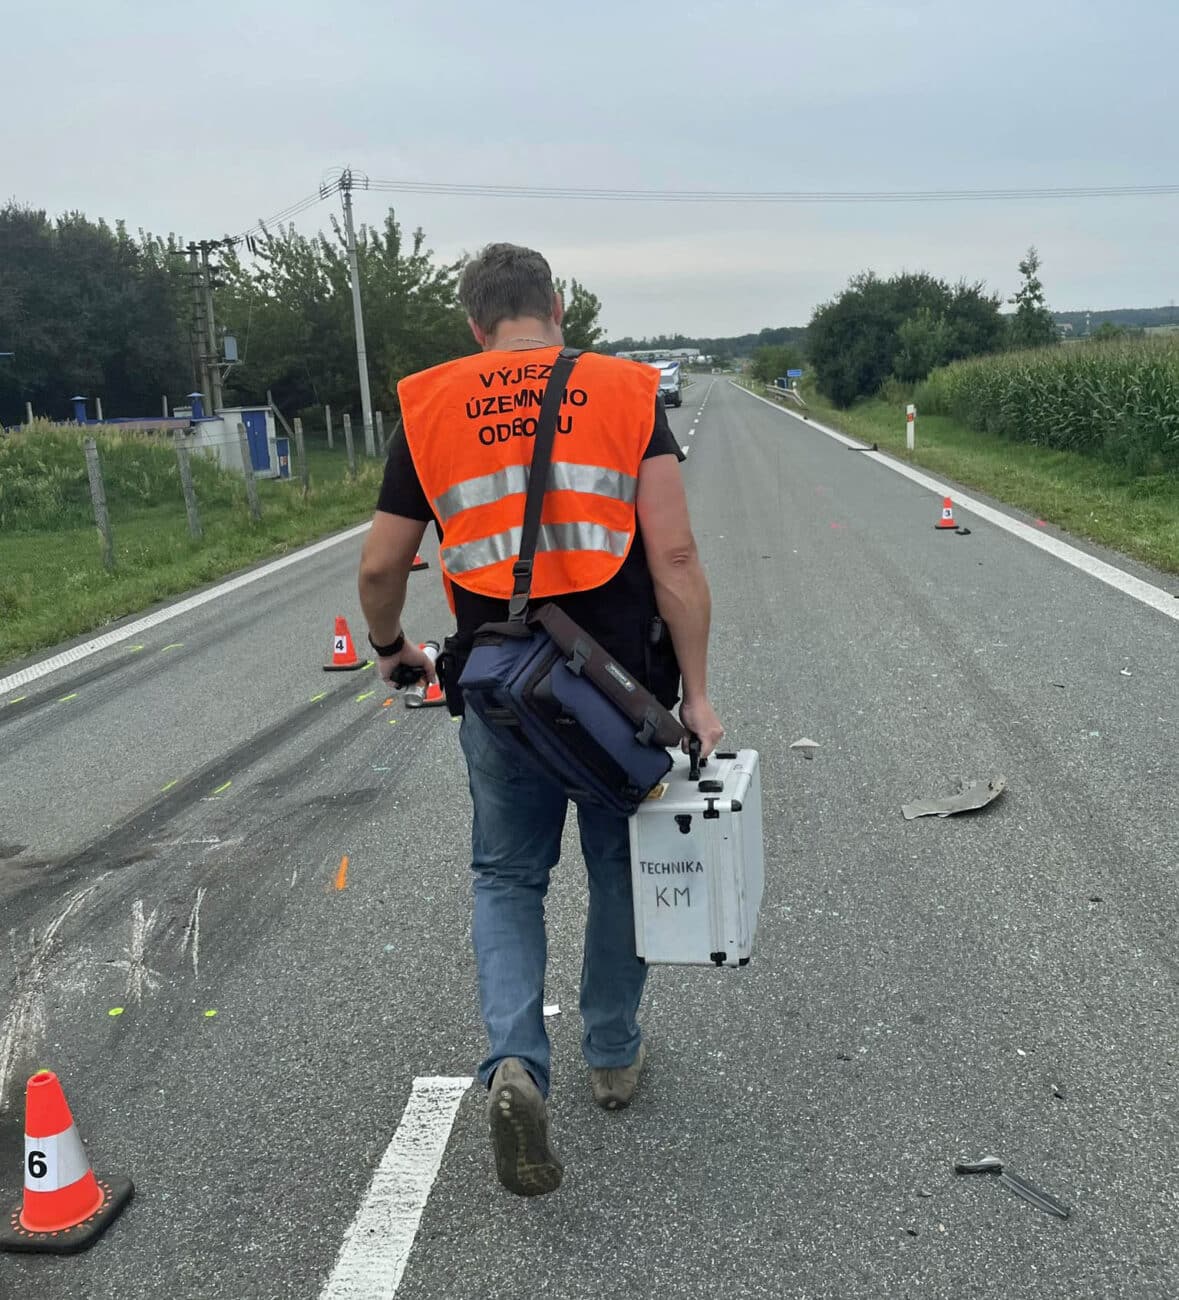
left=934, top=496, right=957, bottom=530
left=1, top=1070, right=133, bottom=1255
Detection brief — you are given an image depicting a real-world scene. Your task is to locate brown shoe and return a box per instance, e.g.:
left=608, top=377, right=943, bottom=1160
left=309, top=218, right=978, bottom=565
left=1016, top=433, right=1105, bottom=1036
left=589, top=1043, right=647, bottom=1111
left=487, top=1058, right=563, bottom=1197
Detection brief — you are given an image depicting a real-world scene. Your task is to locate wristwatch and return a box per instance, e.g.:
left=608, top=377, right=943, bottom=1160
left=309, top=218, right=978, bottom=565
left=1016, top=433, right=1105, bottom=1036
left=368, top=630, right=405, bottom=657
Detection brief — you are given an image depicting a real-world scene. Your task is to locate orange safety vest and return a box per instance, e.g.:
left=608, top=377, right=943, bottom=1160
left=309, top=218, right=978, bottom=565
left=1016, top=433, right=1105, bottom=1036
left=398, top=347, right=661, bottom=611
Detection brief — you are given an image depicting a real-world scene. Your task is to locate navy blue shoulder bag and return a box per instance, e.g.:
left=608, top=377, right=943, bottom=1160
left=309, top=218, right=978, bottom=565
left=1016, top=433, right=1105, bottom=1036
left=453, top=347, right=684, bottom=814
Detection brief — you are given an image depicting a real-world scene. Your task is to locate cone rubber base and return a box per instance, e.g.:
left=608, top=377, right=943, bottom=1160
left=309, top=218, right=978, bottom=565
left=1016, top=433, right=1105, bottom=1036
left=1, top=1176, right=133, bottom=1255
left=322, top=661, right=366, bottom=672
left=411, top=559, right=429, bottom=571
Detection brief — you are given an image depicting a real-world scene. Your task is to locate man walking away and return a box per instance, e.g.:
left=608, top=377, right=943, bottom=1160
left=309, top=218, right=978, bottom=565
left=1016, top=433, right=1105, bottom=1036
left=358, top=243, right=723, bottom=1196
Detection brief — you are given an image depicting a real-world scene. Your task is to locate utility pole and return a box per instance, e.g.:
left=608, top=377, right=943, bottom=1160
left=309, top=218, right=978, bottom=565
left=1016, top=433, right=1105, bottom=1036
left=199, top=241, right=224, bottom=412
left=337, top=168, right=375, bottom=457
left=187, top=245, right=214, bottom=415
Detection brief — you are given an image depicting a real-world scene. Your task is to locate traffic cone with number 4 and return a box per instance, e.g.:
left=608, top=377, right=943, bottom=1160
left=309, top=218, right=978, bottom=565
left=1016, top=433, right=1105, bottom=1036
left=323, top=615, right=365, bottom=672
left=0, top=1070, right=133, bottom=1255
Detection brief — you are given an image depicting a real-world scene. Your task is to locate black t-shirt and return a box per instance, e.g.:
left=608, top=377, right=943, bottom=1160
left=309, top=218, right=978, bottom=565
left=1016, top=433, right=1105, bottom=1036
left=376, top=394, right=684, bottom=706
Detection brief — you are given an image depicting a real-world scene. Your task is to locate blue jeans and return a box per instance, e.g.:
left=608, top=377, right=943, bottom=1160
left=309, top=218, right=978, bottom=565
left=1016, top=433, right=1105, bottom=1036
left=460, top=710, right=648, bottom=1097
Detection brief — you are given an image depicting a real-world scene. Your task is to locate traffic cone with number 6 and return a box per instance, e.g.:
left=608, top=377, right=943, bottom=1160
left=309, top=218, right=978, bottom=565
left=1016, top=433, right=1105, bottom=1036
left=0, top=1070, right=133, bottom=1255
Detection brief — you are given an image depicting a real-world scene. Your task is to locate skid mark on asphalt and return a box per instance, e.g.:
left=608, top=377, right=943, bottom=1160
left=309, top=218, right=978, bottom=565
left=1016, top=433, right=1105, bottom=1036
left=0, top=875, right=107, bottom=1111
left=320, top=1076, right=473, bottom=1299
left=15, top=690, right=355, bottom=896
left=105, top=898, right=161, bottom=1004
left=178, top=886, right=207, bottom=980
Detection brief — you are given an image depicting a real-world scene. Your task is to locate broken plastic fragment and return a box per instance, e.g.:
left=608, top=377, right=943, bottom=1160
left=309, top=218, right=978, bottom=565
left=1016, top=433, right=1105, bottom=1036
left=902, top=776, right=1006, bottom=820
left=543, top=1003, right=560, bottom=1018
left=999, top=1170, right=1070, bottom=1220
left=790, top=737, right=820, bottom=760
left=954, top=1156, right=1003, bottom=1175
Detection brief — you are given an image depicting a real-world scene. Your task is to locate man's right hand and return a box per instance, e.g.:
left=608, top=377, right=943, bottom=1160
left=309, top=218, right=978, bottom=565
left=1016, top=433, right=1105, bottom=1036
left=680, top=697, right=725, bottom=758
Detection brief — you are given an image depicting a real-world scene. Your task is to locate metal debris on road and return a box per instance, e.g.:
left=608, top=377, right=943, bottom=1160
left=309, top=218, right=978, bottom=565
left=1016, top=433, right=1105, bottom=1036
left=954, top=1157, right=1071, bottom=1219
left=790, top=737, right=820, bottom=760
left=999, top=1170, right=1071, bottom=1220
left=954, top=1156, right=1003, bottom=1175
left=902, top=776, right=1007, bottom=820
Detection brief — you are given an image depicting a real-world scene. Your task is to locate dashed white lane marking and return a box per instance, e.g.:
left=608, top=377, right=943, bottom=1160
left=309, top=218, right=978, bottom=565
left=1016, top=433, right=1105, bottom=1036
left=733, top=382, right=1179, bottom=625
left=0, top=521, right=372, bottom=696
left=320, top=1075, right=473, bottom=1300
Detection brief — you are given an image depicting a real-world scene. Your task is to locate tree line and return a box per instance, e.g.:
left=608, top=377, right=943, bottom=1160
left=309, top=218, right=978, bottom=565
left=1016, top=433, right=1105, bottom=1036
left=750, top=247, right=1061, bottom=408
left=0, top=202, right=604, bottom=428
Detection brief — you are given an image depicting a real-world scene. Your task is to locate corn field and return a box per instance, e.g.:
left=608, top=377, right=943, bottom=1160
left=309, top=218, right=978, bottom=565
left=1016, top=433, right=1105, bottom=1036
left=915, top=337, right=1179, bottom=473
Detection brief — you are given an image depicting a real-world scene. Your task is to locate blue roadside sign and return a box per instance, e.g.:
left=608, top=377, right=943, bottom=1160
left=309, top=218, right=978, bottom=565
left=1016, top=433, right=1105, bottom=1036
left=786, top=368, right=803, bottom=378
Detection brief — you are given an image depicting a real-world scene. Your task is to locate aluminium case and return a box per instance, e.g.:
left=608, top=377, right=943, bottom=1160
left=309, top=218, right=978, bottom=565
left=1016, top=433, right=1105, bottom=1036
left=628, top=749, right=763, bottom=967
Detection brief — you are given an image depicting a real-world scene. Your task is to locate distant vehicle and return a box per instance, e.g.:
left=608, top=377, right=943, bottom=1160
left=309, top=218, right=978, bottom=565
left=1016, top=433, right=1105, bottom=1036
left=646, top=359, right=683, bottom=408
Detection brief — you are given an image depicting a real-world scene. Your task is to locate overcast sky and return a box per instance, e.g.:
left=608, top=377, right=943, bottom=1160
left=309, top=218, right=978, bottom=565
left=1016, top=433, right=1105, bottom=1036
left=8, top=0, right=1178, bottom=338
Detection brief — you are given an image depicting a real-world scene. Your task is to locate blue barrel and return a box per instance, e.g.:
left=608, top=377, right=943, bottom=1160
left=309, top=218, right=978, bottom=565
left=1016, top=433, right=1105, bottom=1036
left=275, top=437, right=291, bottom=479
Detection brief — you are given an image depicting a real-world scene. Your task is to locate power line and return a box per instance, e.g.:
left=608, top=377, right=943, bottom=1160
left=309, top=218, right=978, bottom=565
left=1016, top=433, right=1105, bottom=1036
left=227, top=190, right=325, bottom=247
left=364, top=178, right=1179, bottom=204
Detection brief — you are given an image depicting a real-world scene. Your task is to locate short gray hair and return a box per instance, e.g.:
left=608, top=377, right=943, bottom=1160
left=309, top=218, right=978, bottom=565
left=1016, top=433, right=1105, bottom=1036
left=458, top=243, right=555, bottom=333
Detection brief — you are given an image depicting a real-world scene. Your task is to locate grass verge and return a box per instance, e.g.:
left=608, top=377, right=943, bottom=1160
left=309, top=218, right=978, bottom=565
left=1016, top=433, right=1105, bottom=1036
left=1, top=443, right=383, bottom=667
left=738, top=380, right=1179, bottom=575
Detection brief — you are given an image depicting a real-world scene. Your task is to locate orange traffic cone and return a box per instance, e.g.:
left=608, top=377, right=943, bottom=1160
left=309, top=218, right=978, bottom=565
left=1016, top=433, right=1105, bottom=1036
left=323, top=616, right=365, bottom=672
left=934, top=496, right=957, bottom=530
left=1, top=1070, right=133, bottom=1255
left=411, top=554, right=429, bottom=571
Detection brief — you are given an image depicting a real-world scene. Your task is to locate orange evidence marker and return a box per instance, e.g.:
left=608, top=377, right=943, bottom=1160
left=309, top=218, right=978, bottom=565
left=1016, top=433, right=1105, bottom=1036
left=935, top=496, right=957, bottom=530
left=1, top=1070, right=133, bottom=1255
left=323, top=616, right=365, bottom=672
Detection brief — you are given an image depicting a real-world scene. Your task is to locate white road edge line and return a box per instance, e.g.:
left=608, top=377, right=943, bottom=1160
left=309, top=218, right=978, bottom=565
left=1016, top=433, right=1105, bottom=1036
left=320, top=1075, right=473, bottom=1300
left=732, top=382, right=1179, bottom=624
left=0, top=521, right=372, bottom=696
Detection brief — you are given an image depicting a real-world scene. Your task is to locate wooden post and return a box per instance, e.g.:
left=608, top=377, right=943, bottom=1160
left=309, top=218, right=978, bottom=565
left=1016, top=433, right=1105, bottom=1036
left=325, top=403, right=334, bottom=450
left=236, top=422, right=263, bottom=521
left=162, top=395, right=170, bottom=419
left=375, top=410, right=385, bottom=456
left=25, top=401, right=34, bottom=425
left=95, top=396, right=104, bottom=422
left=83, top=438, right=116, bottom=571
left=293, top=416, right=309, bottom=496
left=174, top=433, right=203, bottom=539
left=342, top=412, right=357, bottom=480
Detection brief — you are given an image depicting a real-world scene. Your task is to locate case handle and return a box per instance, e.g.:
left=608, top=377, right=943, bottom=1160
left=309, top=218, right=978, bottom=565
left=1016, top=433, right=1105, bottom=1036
left=688, top=733, right=702, bottom=782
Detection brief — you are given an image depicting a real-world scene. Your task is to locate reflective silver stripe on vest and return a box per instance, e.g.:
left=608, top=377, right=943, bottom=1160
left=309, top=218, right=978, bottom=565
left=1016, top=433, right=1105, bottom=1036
left=432, top=462, right=636, bottom=522
left=443, top=522, right=630, bottom=575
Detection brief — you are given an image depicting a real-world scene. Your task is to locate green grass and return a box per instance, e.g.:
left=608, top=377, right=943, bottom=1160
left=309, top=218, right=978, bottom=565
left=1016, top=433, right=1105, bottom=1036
left=1, top=432, right=384, bottom=666
left=741, top=380, right=1179, bottom=574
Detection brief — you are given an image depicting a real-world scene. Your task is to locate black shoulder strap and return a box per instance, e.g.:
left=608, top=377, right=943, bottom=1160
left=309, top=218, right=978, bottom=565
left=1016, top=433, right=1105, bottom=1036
left=508, top=346, right=583, bottom=622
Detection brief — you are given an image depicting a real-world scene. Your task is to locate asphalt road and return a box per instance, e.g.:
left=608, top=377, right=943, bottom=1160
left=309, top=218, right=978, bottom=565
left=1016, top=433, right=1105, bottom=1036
left=2, top=375, right=1177, bottom=1300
